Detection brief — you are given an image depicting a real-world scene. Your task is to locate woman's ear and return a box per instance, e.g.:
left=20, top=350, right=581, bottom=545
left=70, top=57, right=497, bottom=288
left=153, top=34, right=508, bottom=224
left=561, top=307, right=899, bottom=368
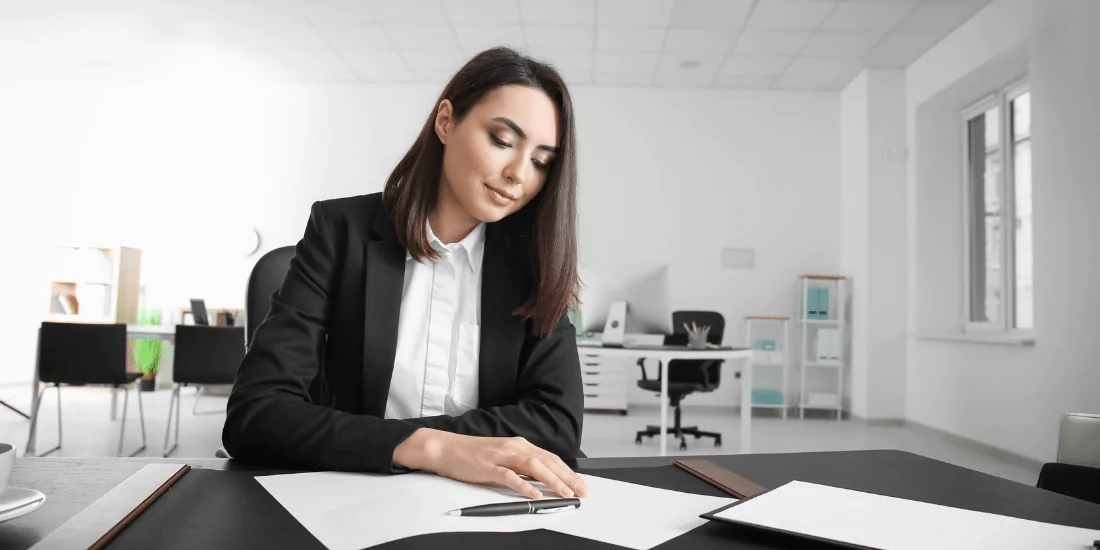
left=434, top=99, right=454, bottom=145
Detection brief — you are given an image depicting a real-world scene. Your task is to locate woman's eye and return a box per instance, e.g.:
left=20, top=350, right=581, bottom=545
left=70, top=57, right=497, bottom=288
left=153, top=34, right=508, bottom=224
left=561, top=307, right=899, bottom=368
left=533, top=160, right=550, bottom=173
left=489, top=133, right=510, bottom=148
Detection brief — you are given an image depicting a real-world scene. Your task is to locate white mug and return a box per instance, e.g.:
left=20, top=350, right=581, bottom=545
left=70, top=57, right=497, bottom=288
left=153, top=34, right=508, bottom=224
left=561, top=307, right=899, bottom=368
left=0, top=443, right=14, bottom=498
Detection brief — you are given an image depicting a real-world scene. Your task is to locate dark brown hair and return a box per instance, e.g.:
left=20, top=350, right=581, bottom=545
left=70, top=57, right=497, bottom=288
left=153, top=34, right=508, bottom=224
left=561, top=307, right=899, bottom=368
left=382, top=47, right=579, bottom=337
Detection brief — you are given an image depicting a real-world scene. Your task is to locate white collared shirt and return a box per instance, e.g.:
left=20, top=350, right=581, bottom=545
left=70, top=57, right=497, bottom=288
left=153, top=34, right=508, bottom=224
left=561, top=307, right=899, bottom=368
left=385, top=220, right=485, bottom=420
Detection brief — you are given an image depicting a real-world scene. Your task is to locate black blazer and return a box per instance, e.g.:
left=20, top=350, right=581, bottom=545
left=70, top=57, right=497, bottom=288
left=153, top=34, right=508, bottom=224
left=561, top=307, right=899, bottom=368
left=223, top=193, right=583, bottom=472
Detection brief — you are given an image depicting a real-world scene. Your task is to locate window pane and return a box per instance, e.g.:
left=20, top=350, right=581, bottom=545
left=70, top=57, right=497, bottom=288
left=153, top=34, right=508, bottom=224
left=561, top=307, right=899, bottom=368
left=967, top=107, right=1002, bottom=323
left=1013, top=92, right=1033, bottom=329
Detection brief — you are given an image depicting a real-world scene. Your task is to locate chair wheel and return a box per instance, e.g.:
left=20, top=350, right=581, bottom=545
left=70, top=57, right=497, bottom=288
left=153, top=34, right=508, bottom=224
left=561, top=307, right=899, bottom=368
left=635, top=436, right=642, bottom=445
left=715, top=438, right=722, bottom=447
left=679, top=442, right=688, bottom=451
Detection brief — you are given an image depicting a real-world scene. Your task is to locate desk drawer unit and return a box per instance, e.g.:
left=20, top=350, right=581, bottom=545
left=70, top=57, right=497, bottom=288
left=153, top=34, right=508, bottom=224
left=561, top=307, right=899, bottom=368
left=578, top=353, right=628, bottom=414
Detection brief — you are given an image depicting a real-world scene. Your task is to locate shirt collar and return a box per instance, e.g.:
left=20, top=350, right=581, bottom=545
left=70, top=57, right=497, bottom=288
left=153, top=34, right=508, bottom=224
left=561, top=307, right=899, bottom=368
left=405, top=220, right=486, bottom=274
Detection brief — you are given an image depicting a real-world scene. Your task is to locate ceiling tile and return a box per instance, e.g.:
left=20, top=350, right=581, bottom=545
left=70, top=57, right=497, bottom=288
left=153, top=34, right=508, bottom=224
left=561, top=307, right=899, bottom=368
left=382, top=24, right=459, bottom=50
left=267, top=48, right=359, bottom=81
left=453, top=25, right=525, bottom=53
left=669, top=0, right=754, bottom=30
left=799, top=31, right=882, bottom=57
left=182, top=19, right=330, bottom=50
left=895, top=3, right=974, bottom=34
left=596, top=27, right=666, bottom=52
left=597, top=0, right=675, bottom=27
left=820, top=0, right=918, bottom=32
left=593, top=71, right=654, bottom=85
left=595, top=52, right=659, bottom=72
left=401, top=48, right=464, bottom=71
left=535, top=51, right=594, bottom=83
left=720, top=54, right=792, bottom=75
left=748, top=0, right=838, bottom=31
left=298, top=0, right=380, bottom=23
left=773, top=75, right=839, bottom=91
left=865, top=32, right=943, bottom=67
left=657, top=52, right=725, bottom=73
left=314, top=22, right=392, bottom=50
left=663, top=29, right=737, bottom=54
left=341, top=49, right=412, bottom=82
left=442, top=0, right=521, bottom=25
left=783, top=56, right=861, bottom=78
left=519, top=0, right=595, bottom=25
left=372, top=0, right=448, bottom=25
left=653, top=71, right=717, bottom=87
left=734, top=30, right=811, bottom=55
left=525, top=25, right=593, bottom=53
left=714, top=74, right=775, bottom=89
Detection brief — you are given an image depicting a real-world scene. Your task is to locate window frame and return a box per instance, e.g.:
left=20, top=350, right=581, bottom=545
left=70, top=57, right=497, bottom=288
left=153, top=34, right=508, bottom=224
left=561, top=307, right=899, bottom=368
left=960, top=77, right=1033, bottom=337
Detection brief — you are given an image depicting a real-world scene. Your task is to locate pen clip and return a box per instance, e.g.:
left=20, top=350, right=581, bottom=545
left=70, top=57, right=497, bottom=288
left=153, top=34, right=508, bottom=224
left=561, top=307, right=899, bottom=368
left=535, top=505, right=577, bottom=514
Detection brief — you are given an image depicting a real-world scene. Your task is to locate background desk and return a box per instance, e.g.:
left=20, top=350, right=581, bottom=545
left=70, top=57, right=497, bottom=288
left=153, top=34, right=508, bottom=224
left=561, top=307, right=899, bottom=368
left=577, top=343, right=753, bottom=456
left=5, top=450, right=1099, bottom=550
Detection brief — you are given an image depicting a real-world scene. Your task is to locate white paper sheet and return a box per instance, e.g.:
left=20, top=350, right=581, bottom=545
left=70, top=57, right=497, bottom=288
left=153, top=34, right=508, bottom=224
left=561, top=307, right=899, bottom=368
left=255, top=471, right=733, bottom=550
left=710, top=480, right=1100, bottom=550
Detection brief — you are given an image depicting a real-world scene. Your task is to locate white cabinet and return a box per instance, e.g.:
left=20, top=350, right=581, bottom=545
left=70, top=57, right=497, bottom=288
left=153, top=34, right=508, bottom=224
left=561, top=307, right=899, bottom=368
left=578, top=351, right=628, bottom=414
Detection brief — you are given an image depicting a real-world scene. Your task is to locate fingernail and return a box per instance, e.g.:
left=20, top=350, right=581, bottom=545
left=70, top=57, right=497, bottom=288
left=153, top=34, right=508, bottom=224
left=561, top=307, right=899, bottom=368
left=531, top=490, right=543, bottom=499
left=561, top=487, right=574, bottom=498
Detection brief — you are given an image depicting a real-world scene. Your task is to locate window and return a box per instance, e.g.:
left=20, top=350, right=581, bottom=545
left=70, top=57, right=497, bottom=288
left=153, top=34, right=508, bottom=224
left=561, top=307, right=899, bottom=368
left=963, top=80, right=1032, bottom=334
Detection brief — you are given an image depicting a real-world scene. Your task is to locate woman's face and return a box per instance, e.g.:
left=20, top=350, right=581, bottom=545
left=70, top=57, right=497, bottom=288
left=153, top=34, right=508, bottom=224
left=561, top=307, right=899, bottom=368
left=435, top=84, right=560, bottom=223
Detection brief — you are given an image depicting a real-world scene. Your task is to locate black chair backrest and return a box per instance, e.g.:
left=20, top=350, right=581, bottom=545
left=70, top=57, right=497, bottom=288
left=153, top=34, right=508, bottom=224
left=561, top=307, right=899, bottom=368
left=38, top=322, right=129, bottom=385
left=245, top=246, right=296, bottom=349
left=666, top=311, right=725, bottom=386
left=173, top=325, right=247, bottom=385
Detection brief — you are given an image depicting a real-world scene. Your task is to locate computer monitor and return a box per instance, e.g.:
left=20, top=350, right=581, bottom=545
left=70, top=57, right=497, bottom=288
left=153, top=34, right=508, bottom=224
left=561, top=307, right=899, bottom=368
left=190, top=299, right=210, bottom=326
left=577, top=263, right=673, bottom=346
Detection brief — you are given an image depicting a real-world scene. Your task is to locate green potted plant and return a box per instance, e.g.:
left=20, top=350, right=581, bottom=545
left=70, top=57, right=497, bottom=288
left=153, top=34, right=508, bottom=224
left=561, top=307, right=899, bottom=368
left=133, top=309, right=163, bottom=391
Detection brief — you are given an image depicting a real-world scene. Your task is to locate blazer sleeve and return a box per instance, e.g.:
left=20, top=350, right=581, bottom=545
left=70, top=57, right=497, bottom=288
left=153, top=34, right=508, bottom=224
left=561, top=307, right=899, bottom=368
left=403, top=312, right=584, bottom=460
left=222, top=201, right=420, bottom=473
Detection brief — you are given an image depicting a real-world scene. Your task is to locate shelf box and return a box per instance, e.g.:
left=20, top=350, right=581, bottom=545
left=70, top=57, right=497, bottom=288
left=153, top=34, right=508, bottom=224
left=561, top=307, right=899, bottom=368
left=805, top=393, right=840, bottom=407
left=752, top=389, right=784, bottom=405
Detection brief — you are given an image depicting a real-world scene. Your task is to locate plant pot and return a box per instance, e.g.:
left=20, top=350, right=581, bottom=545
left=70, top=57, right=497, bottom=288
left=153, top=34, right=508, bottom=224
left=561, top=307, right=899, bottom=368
left=140, top=377, right=156, bottom=392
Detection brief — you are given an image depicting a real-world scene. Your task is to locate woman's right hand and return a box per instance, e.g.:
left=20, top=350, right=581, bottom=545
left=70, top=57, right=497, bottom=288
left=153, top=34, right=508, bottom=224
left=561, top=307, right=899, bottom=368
left=393, top=428, right=589, bottom=500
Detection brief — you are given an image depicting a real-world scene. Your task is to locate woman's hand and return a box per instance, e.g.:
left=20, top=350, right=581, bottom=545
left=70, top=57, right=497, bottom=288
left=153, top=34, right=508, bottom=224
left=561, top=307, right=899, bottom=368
left=393, top=428, right=589, bottom=500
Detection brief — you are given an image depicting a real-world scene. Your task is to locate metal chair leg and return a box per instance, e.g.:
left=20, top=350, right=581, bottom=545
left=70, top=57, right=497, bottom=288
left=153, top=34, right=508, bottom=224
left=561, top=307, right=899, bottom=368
left=163, top=384, right=182, bottom=458
left=191, top=385, right=223, bottom=415
left=110, top=387, right=118, bottom=420
left=117, top=384, right=147, bottom=457
left=26, top=384, right=61, bottom=457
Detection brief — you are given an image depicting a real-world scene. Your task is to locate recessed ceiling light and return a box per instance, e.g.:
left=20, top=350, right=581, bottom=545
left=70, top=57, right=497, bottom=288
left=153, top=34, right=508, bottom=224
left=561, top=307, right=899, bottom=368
left=679, top=60, right=701, bottom=69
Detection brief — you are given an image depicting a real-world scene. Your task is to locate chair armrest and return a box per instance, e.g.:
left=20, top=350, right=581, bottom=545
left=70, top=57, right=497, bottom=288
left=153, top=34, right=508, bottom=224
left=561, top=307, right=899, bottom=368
left=1037, top=462, right=1100, bottom=506
left=698, top=360, right=724, bottom=389
left=637, top=357, right=661, bottom=381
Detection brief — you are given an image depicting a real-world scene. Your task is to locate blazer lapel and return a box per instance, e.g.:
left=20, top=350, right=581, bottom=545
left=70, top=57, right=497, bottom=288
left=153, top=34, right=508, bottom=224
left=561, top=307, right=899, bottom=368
left=362, top=211, right=405, bottom=417
left=479, top=223, right=526, bottom=407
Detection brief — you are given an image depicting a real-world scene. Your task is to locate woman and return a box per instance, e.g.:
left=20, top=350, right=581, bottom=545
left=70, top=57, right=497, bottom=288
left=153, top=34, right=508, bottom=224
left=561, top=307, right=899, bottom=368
left=223, top=47, right=588, bottom=501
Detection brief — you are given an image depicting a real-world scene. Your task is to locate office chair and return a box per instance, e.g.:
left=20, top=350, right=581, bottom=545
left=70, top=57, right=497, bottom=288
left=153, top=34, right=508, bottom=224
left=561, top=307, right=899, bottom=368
left=245, top=245, right=296, bottom=350
left=635, top=311, right=724, bottom=451
left=26, top=322, right=147, bottom=457
left=163, top=325, right=246, bottom=457
left=1036, top=413, right=1100, bottom=505
left=209, top=245, right=296, bottom=461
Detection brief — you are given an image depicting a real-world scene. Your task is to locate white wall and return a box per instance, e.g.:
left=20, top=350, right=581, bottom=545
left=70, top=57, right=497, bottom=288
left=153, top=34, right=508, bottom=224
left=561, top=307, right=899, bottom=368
left=0, top=77, right=842, bottom=406
left=841, top=69, right=907, bottom=421
left=840, top=71, right=870, bottom=416
left=906, top=0, right=1100, bottom=462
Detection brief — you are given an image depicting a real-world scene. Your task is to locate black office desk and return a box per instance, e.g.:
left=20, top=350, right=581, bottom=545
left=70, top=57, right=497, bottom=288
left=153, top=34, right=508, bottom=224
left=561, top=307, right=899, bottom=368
left=4, top=451, right=1099, bottom=550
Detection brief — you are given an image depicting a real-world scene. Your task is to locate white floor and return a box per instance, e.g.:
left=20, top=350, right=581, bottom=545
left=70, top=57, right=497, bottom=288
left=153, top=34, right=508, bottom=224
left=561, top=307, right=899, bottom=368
left=0, top=385, right=1041, bottom=485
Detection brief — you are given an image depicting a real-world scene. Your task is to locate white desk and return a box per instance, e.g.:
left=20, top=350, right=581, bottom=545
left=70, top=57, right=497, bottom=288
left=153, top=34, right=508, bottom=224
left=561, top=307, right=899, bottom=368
left=577, top=343, right=753, bottom=456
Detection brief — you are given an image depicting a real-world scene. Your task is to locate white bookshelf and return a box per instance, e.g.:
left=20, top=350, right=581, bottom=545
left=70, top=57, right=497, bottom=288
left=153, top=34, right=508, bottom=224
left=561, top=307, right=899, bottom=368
left=745, top=316, right=792, bottom=419
left=797, top=275, right=849, bottom=421
left=47, top=245, right=142, bottom=324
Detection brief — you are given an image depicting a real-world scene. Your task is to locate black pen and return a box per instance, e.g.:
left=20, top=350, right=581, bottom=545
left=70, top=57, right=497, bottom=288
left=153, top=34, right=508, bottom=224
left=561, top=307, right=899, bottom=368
left=445, top=498, right=581, bottom=517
